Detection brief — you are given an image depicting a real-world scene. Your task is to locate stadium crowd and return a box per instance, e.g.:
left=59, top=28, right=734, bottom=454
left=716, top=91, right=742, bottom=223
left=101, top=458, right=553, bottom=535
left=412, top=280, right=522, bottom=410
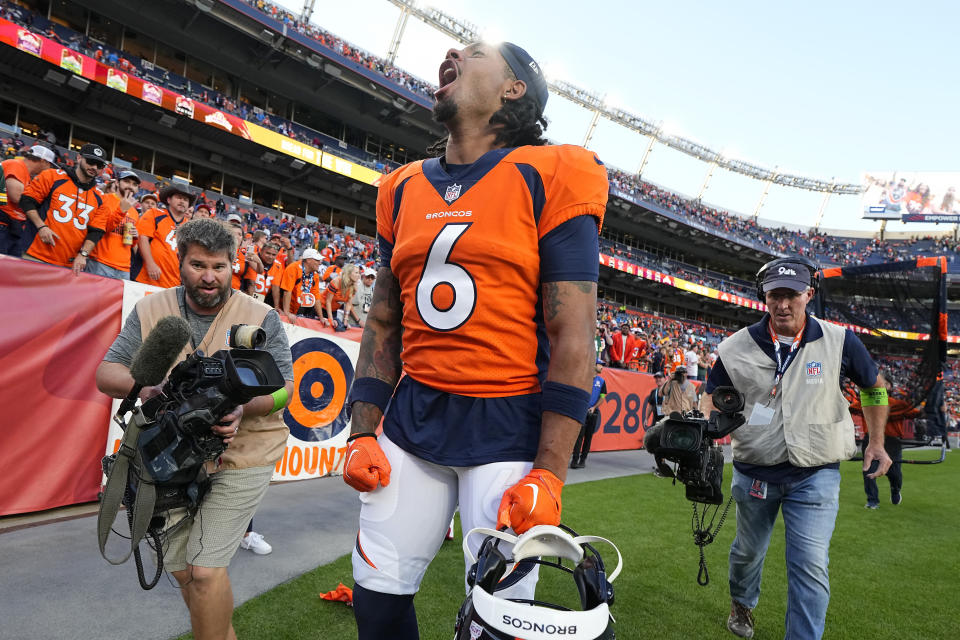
left=608, top=168, right=960, bottom=271
left=594, top=300, right=727, bottom=379
left=0, top=0, right=956, bottom=433
left=1, top=139, right=378, bottom=329
left=238, top=0, right=435, bottom=100
left=5, top=0, right=956, bottom=275
left=0, top=0, right=404, bottom=171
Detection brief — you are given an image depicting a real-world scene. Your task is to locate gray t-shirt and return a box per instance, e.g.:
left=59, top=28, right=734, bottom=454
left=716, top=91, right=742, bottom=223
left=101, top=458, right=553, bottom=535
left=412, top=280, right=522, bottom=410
left=103, top=288, right=294, bottom=381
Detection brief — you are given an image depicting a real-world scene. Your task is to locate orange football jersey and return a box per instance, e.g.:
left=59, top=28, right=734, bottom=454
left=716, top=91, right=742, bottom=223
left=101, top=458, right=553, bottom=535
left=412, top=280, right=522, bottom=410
left=89, top=193, right=139, bottom=271
left=0, top=158, right=30, bottom=222
left=255, top=258, right=284, bottom=303
left=320, top=263, right=341, bottom=283
left=279, top=260, right=321, bottom=314
left=319, top=276, right=351, bottom=312
left=667, top=348, right=686, bottom=375
left=378, top=144, right=608, bottom=397
left=133, top=207, right=183, bottom=288
left=21, top=167, right=111, bottom=267
left=231, top=247, right=258, bottom=290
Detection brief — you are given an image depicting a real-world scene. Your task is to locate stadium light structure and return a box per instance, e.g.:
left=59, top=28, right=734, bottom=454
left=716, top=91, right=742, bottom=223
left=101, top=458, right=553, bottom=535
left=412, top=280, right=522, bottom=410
left=385, top=0, right=864, bottom=195
left=300, top=0, right=317, bottom=24
left=386, top=2, right=412, bottom=65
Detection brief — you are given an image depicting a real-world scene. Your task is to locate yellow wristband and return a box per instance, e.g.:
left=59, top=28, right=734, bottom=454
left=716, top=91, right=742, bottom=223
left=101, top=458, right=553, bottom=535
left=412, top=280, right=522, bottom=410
left=270, top=388, right=288, bottom=414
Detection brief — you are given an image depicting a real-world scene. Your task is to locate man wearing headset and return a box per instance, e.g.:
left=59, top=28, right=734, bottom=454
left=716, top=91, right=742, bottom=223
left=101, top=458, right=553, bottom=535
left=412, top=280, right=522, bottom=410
left=701, top=257, right=891, bottom=640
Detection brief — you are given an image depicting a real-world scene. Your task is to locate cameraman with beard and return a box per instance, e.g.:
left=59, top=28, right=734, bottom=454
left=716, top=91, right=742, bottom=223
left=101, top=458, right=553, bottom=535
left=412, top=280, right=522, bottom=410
left=96, top=218, right=294, bottom=640
left=702, top=258, right=890, bottom=640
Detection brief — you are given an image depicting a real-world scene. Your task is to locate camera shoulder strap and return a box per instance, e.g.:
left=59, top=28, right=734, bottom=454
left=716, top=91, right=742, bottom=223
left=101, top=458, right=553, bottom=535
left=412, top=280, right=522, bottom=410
left=97, top=413, right=158, bottom=565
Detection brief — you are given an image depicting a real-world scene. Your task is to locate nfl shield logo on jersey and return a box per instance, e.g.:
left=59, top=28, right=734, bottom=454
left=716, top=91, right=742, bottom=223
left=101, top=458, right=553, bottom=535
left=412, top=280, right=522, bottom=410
left=806, top=361, right=823, bottom=384
left=444, top=183, right=462, bottom=203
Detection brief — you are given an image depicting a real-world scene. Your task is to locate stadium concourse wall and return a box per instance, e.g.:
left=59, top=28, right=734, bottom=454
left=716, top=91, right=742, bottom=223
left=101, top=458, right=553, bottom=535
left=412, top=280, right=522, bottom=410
left=0, top=257, right=651, bottom=517
left=0, top=16, right=384, bottom=187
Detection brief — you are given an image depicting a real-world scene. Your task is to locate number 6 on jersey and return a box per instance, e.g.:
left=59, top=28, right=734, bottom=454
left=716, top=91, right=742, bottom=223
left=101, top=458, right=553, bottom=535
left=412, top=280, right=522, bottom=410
left=415, top=223, right=476, bottom=331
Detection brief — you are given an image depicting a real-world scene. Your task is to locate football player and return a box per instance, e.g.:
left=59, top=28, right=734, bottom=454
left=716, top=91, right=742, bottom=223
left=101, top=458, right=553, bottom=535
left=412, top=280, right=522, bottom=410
left=343, top=42, right=609, bottom=639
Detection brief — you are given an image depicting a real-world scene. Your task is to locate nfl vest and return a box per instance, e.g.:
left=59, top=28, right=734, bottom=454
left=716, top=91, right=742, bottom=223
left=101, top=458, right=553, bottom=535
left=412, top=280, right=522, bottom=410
left=717, top=317, right=857, bottom=467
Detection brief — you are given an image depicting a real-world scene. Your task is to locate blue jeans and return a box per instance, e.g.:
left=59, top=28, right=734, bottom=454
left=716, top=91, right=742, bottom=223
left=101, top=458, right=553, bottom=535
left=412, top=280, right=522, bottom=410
left=84, top=258, right=130, bottom=280
left=729, top=467, right=840, bottom=640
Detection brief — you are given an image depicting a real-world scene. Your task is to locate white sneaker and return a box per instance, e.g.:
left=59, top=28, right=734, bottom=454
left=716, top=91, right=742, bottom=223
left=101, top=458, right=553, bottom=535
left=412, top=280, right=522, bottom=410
left=240, top=531, right=272, bottom=555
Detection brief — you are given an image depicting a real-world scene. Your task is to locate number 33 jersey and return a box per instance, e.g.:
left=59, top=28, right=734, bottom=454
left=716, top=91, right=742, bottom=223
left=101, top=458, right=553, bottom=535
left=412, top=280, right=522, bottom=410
left=377, top=144, right=609, bottom=398
left=21, top=168, right=110, bottom=267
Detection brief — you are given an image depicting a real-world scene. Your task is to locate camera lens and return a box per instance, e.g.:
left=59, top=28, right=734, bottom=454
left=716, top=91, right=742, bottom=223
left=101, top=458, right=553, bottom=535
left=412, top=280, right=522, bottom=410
left=663, top=424, right=699, bottom=451
left=712, top=386, right=744, bottom=413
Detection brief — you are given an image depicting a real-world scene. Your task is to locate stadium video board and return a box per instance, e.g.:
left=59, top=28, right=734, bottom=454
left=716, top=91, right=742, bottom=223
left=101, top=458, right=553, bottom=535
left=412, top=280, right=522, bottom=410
left=862, top=171, right=960, bottom=223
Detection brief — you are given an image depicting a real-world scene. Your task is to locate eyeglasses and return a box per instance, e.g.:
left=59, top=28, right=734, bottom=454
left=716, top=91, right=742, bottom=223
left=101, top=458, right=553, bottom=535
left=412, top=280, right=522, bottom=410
left=85, top=158, right=106, bottom=169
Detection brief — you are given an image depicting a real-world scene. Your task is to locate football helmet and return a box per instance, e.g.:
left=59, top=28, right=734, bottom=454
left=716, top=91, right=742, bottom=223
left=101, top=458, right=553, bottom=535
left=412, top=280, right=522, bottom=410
left=454, top=525, right=622, bottom=640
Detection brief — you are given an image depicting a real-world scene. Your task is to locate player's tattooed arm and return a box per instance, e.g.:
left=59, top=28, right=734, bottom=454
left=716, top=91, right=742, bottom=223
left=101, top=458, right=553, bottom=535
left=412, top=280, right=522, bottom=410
left=351, top=265, right=403, bottom=434
left=537, top=280, right=597, bottom=481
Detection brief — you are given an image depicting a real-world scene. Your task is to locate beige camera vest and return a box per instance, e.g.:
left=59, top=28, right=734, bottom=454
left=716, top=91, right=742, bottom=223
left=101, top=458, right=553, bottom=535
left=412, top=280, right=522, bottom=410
left=137, top=287, right=289, bottom=471
left=717, top=317, right=857, bottom=467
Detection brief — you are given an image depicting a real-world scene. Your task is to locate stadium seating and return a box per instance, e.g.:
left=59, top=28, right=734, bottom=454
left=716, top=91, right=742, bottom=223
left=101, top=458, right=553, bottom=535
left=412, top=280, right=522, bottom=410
left=3, top=0, right=957, bottom=276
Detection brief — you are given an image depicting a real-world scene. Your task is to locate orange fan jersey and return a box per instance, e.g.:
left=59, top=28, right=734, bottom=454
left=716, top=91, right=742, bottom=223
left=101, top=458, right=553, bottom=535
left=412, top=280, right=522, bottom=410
left=89, top=193, right=139, bottom=271
left=255, top=258, right=284, bottom=304
left=0, top=158, right=30, bottom=222
left=378, top=144, right=608, bottom=397
left=21, top=167, right=111, bottom=267
left=320, top=263, right=341, bottom=283
left=667, top=348, right=686, bottom=375
left=133, top=207, right=183, bottom=288
left=319, top=276, right=351, bottom=312
left=279, top=260, right=321, bottom=314
left=231, top=247, right=258, bottom=291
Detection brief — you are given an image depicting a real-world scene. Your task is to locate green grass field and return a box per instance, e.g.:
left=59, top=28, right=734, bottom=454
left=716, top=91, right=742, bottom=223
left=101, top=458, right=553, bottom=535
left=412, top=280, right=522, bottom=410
left=179, top=456, right=957, bottom=639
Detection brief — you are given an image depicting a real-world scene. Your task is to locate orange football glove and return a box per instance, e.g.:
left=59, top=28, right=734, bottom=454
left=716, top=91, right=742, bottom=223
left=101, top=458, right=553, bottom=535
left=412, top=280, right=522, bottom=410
left=496, top=468, right=564, bottom=535
left=342, top=434, right=391, bottom=492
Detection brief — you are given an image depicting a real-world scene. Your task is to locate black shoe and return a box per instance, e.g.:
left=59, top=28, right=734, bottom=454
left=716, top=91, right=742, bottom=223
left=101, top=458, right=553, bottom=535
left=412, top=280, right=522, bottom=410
left=727, top=599, right=755, bottom=638
left=891, top=490, right=902, bottom=505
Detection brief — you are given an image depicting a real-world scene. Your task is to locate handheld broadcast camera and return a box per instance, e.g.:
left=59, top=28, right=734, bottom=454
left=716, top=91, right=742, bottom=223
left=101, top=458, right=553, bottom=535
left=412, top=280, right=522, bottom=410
left=643, top=386, right=746, bottom=505
left=134, top=325, right=284, bottom=492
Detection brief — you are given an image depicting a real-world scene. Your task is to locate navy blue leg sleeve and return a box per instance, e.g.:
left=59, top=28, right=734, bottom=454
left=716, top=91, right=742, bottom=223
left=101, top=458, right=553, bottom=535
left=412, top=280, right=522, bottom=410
left=353, top=583, right=419, bottom=640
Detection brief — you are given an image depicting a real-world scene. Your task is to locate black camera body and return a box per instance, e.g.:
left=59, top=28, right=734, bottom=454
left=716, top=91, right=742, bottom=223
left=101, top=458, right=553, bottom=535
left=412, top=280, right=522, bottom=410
left=136, top=347, right=284, bottom=488
left=104, top=325, right=285, bottom=514
left=644, top=386, right=746, bottom=504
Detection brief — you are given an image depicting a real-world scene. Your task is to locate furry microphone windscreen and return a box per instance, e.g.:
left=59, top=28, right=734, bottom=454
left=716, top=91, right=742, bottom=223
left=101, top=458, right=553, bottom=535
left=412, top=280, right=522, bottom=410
left=129, top=315, right=192, bottom=386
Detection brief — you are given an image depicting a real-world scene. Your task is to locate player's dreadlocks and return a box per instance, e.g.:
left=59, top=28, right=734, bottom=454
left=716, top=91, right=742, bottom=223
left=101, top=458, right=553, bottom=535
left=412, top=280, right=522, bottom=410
left=427, top=93, right=549, bottom=157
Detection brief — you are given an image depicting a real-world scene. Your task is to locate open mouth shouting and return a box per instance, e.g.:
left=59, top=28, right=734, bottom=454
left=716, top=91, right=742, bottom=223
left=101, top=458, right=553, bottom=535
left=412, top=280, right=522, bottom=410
left=435, top=58, right=459, bottom=98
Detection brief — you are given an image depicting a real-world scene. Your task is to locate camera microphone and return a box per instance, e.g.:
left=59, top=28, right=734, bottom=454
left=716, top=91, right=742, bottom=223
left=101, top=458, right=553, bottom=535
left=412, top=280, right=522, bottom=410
left=115, top=315, right=192, bottom=420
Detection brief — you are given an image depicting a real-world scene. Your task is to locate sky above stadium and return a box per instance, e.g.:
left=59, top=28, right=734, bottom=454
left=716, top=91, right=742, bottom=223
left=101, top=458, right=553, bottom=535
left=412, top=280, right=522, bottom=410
left=277, top=0, right=958, bottom=234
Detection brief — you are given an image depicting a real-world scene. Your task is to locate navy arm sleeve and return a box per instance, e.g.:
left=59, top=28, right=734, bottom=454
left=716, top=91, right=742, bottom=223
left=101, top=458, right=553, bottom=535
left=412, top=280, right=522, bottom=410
left=378, top=236, right=394, bottom=268
left=840, top=329, right=878, bottom=388
left=539, top=215, right=599, bottom=283
left=703, top=357, right=732, bottom=394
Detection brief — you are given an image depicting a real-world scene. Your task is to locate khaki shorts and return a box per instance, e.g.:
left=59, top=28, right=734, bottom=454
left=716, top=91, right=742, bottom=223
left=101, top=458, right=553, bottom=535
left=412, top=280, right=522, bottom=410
left=162, top=465, right=274, bottom=572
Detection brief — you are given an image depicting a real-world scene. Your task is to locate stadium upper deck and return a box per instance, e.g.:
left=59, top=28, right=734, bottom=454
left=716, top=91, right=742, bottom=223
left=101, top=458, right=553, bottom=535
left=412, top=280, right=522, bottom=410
left=2, top=0, right=957, bottom=290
